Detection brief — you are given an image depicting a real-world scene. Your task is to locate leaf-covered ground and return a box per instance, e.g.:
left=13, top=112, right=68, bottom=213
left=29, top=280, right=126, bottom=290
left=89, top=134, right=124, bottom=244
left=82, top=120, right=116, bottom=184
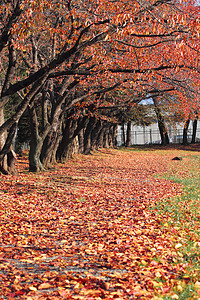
left=0, top=146, right=200, bottom=299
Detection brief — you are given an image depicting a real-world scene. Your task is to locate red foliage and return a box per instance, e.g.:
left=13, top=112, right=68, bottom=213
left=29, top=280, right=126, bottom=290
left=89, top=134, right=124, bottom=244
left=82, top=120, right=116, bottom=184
left=0, top=148, right=189, bottom=299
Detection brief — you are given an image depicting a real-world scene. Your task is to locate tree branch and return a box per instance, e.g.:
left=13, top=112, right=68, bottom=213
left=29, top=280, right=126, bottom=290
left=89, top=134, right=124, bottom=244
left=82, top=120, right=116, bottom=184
left=0, top=0, right=22, bottom=53
left=2, top=20, right=110, bottom=97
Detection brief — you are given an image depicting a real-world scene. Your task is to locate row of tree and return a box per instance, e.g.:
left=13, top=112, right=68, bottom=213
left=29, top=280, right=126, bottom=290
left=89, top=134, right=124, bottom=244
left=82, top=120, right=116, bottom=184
left=120, top=101, right=199, bottom=147
left=0, top=0, right=199, bottom=174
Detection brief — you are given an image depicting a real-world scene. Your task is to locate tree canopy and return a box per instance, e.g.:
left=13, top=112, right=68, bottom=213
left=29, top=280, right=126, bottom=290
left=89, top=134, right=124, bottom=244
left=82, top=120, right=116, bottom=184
left=0, top=0, right=199, bottom=173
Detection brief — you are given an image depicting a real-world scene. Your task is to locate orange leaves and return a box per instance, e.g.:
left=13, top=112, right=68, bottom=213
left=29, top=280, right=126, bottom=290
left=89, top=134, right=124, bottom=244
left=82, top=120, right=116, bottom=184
left=29, top=286, right=38, bottom=291
left=0, top=148, right=200, bottom=298
left=37, top=282, right=52, bottom=290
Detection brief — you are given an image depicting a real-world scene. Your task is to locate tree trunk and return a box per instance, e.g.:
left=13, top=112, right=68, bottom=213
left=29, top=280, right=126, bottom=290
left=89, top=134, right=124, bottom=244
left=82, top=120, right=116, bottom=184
left=153, top=97, right=169, bottom=145
left=64, top=138, right=78, bottom=160
left=108, top=124, right=114, bottom=148
left=103, top=126, right=110, bottom=148
left=126, top=121, right=131, bottom=147
left=56, top=118, right=75, bottom=162
left=91, top=119, right=103, bottom=151
left=121, top=123, right=126, bottom=146
left=57, top=116, right=88, bottom=162
left=113, top=124, right=118, bottom=148
left=28, top=105, right=45, bottom=172
left=191, top=117, right=198, bottom=144
left=97, top=125, right=106, bottom=148
left=0, top=123, right=18, bottom=175
left=83, top=117, right=97, bottom=154
left=182, top=118, right=190, bottom=145
left=7, top=147, right=18, bottom=175
left=0, top=108, right=18, bottom=175
left=72, top=136, right=79, bottom=154
left=50, top=133, right=63, bottom=165
left=40, top=113, right=63, bottom=169
left=29, top=135, right=44, bottom=172
left=78, top=129, right=84, bottom=153
left=41, top=130, right=59, bottom=169
left=0, top=108, right=8, bottom=174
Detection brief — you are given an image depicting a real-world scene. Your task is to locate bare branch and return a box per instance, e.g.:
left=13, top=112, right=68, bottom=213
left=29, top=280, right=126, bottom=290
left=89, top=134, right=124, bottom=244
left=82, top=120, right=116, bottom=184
left=0, top=0, right=22, bottom=53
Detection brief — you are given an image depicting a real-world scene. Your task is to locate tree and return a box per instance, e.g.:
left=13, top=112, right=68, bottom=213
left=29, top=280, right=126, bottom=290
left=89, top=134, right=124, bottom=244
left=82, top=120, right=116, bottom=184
left=191, top=114, right=198, bottom=144
left=152, top=96, right=170, bottom=145
left=0, top=0, right=199, bottom=173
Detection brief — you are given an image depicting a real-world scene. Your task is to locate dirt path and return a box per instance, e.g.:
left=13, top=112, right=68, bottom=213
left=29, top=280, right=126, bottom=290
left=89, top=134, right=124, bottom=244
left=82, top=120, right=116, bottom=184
left=0, top=149, right=191, bottom=299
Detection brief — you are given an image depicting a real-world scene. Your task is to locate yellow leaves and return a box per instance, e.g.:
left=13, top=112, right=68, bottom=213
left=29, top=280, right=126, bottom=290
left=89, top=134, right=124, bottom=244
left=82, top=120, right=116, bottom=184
left=74, top=282, right=84, bottom=289
left=29, top=286, right=37, bottom=291
left=195, top=281, right=200, bottom=289
left=176, top=284, right=183, bottom=292
left=38, top=282, right=52, bottom=290
left=97, top=243, right=104, bottom=251
left=155, top=271, right=162, bottom=278
left=171, top=295, right=179, bottom=299
left=57, top=288, right=70, bottom=297
left=141, top=259, right=148, bottom=266
left=78, top=289, right=102, bottom=296
left=85, top=247, right=97, bottom=255
left=20, top=259, right=34, bottom=263
left=175, top=243, right=183, bottom=249
left=104, top=34, right=110, bottom=41
left=152, top=281, right=161, bottom=288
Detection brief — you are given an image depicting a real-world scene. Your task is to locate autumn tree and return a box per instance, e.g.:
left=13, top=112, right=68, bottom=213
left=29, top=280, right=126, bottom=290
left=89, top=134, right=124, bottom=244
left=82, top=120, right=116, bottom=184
left=0, top=0, right=199, bottom=173
left=191, top=113, right=199, bottom=143
left=0, top=0, right=113, bottom=172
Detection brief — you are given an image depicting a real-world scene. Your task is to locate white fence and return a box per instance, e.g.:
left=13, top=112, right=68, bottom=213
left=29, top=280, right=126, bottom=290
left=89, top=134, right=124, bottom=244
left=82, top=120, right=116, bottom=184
left=117, top=121, right=200, bottom=146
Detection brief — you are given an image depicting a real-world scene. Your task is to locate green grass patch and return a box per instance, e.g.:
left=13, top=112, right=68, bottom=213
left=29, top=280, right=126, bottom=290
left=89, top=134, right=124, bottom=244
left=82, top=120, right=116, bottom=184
left=150, top=155, right=200, bottom=299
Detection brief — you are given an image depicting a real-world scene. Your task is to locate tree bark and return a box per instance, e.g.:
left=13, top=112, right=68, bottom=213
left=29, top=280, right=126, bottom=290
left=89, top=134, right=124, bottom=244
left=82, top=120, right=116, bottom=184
left=108, top=124, right=114, bottom=148
left=56, top=118, right=75, bottom=162
left=41, top=129, right=59, bottom=169
left=121, top=123, right=126, bottom=146
left=28, top=78, right=75, bottom=170
left=112, top=124, right=118, bottom=148
left=83, top=117, right=97, bottom=154
left=29, top=136, right=44, bottom=172
left=0, top=108, right=18, bottom=174
left=7, top=147, right=18, bottom=175
left=40, top=111, right=64, bottom=169
left=28, top=105, right=46, bottom=172
left=126, top=121, right=131, bottom=147
left=78, top=129, right=84, bottom=153
left=57, top=116, right=88, bottom=162
left=182, top=118, right=190, bottom=145
left=103, top=126, right=110, bottom=148
left=191, top=116, right=198, bottom=144
left=0, top=108, right=8, bottom=173
left=91, top=119, right=103, bottom=150
left=97, top=123, right=107, bottom=148
left=0, top=122, right=18, bottom=174
left=153, top=97, right=169, bottom=145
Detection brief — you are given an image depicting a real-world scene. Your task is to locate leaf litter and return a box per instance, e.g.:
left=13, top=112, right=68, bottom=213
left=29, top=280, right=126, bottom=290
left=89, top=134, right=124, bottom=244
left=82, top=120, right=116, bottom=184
left=0, top=148, right=200, bottom=299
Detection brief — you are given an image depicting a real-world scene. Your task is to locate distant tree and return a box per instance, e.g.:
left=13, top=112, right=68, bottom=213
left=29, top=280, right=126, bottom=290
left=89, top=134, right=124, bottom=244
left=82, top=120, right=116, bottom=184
left=152, top=96, right=169, bottom=145
left=191, top=114, right=198, bottom=144
left=182, top=117, right=190, bottom=145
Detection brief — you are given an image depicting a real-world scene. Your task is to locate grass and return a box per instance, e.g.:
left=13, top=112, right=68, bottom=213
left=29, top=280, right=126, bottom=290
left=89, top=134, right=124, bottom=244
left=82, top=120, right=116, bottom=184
left=150, top=154, right=200, bottom=299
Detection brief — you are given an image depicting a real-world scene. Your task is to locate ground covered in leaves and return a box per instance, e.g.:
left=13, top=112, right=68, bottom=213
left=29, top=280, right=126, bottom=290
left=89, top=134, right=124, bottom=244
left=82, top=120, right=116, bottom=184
left=0, top=146, right=200, bottom=299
